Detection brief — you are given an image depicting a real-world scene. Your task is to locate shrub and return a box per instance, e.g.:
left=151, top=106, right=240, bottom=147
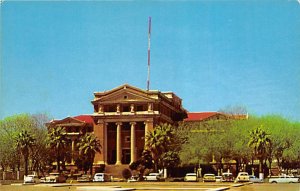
left=122, top=168, right=132, bottom=180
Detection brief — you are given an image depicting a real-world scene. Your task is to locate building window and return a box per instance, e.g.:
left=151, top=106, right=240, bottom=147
left=122, top=123, right=130, bottom=131
left=125, top=136, right=130, bottom=143
left=136, top=122, right=145, bottom=131
left=136, top=105, right=144, bottom=111
left=124, top=95, right=128, bottom=99
left=123, top=105, right=130, bottom=112
left=107, top=105, right=116, bottom=112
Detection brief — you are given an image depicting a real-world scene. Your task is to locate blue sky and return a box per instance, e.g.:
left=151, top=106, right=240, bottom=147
left=1, top=1, right=300, bottom=121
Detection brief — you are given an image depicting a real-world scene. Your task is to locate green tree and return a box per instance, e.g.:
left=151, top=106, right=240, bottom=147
left=77, top=133, right=101, bottom=175
left=145, top=123, right=183, bottom=172
left=248, top=126, right=272, bottom=173
left=48, top=126, right=69, bottom=172
left=180, top=120, right=233, bottom=167
left=260, top=115, right=297, bottom=171
left=30, top=114, right=50, bottom=175
left=129, top=149, right=153, bottom=179
left=228, top=123, right=252, bottom=172
left=160, top=151, right=180, bottom=176
left=15, top=130, right=36, bottom=175
left=0, top=114, right=39, bottom=177
left=179, top=122, right=213, bottom=165
left=145, top=123, right=171, bottom=170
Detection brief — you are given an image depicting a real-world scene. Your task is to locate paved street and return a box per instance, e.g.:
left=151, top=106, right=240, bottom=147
left=1, top=182, right=300, bottom=191
left=230, top=183, right=300, bottom=191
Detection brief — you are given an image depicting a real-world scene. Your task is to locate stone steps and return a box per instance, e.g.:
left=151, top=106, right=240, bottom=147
left=105, top=165, right=130, bottom=179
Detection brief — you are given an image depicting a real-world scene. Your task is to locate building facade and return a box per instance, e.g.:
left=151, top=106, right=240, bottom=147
left=184, top=112, right=248, bottom=122
left=91, top=84, right=187, bottom=166
left=46, top=115, right=94, bottom=169
left=47, top=84, right=187, bottom=173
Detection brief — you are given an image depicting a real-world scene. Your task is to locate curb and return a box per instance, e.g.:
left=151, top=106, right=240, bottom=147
left=207, top=187, right=230, bottom=191
left=77, top=187, right=135, bottom=191
left=136, top=187, right=229, bottom=190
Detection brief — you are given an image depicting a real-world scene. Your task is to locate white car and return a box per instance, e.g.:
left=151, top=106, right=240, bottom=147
left=215, top=176, right=222, bottom=182
left=236, top=172, right=250, bottom=182
left=184, top=173, right=198, bottom=182
left=269, top=175, right=299, bottom=183
left=24, top=174, right=39, bottom=184
left=249, top=175, right=264, bottom=183
left=128, top=175, right=139, bottom=182
left=203, top=173, right=216, bottom=182
left=93, top=173, right=111, bottom=182
left=144, top=173, right=162, bottom=181
left=41, top=173, right=66, bottom=183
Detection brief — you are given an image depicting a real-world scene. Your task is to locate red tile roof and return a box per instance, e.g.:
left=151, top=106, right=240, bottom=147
left=184, top=112, right=221, bottom=121
left=73, top=115, right=94, bottom=125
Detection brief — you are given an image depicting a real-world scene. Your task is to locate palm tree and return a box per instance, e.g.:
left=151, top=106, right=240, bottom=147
left=77, top=133, right=101, bottom=175
left=16, top=130, right=35, bottom=175
left=48, top=127, right=69, bottom=172
left=145, top=123, right=174, bottom=171
left=248, top=126, right=272, bottom=173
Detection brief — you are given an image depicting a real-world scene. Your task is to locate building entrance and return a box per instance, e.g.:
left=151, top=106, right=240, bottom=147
left=122, top=149, right=131, bottom=164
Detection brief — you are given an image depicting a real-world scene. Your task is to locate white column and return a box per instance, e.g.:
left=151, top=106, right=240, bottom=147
left=147, top=103, right=153, bottom=112
left=98, top=105, right=103, bottom=113
left=104, top=123, right=108, bottom=164
left=71, top=140, right=75, bottom=164
left=115, top=122, right=122, bottom=165
left=144, top=121, right=149, bottom=149
left=130, top=122, right=136, bottom=164
left=144, top=121, right=149, bottom=139
left=130, top=104, right=135, bottom=113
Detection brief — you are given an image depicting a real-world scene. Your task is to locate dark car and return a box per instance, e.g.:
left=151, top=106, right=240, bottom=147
left=221, top=172, right=234, bottom=182
left=77, top=174, right=92, bottom=182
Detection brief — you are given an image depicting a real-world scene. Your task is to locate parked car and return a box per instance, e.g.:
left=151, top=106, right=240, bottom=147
left=249, top=175, right=264, bottom=183
left=269, top=175, right=299, bottom=183
left=144, top=173, right=163, bottom=181
left=24, top=174, right=40, bottom=184
left=235, top=172, right=250, bottom=182
left=93, top=173, right=111, bottom=182
left=40, top=176, right=46, bottom=183
left=184, top=173, right=198, bottom=182
left=77, top=174, right=92, bottom=182
left=215, top=176, right=222, bottom=182
left=41, top=173, right=66, bottom=183
left=128, top=175, right=139, bottom=182
left=221, top=172, right=234, bottom=182
left=203, top=173, right=216, bottom=182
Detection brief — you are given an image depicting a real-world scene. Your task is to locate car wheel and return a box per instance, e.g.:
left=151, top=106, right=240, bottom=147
left=271, top=181, right=277, bottom=183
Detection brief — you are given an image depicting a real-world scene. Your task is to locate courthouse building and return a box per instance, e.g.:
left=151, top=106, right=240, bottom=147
left=47, top=84, right=187, bottom=172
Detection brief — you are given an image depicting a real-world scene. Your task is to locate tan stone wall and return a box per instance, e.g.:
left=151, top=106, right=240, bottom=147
left=93, top=121, right=105, bottom=164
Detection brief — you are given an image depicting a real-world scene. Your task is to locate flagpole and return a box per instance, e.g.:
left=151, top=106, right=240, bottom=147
left=147, top=17, right=151, bottom=91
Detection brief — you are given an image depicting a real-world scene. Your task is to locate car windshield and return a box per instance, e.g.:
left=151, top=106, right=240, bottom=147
left=223, top=173, right=233, bottom=176
left=149, top=173, right=159, bottom=176
left=186, top=174, right=196, bottom=176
